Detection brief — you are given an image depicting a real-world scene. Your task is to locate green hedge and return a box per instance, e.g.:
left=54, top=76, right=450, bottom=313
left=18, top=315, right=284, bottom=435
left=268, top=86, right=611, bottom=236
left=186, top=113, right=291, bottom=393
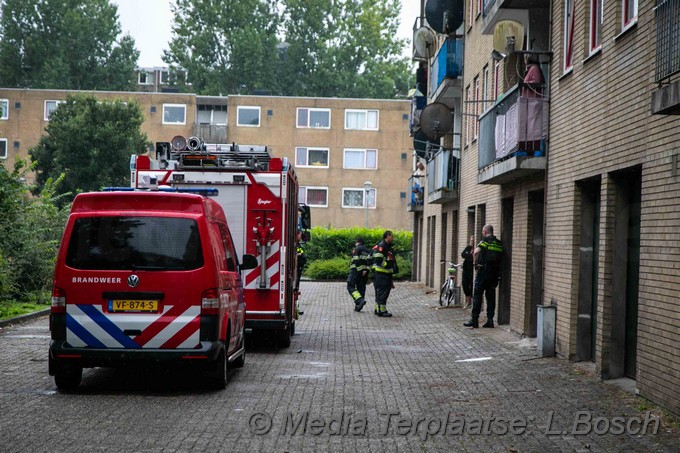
left=302, top=226, right=412, bottom=280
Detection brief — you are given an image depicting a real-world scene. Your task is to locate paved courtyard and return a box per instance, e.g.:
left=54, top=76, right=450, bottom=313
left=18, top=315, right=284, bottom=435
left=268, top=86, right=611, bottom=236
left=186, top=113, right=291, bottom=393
left=0, top=281, right=678, bottom=452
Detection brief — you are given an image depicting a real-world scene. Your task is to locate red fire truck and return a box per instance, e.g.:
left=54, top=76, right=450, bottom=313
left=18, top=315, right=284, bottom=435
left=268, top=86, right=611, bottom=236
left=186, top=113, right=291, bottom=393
left=130, top=136, right=310, bottom=347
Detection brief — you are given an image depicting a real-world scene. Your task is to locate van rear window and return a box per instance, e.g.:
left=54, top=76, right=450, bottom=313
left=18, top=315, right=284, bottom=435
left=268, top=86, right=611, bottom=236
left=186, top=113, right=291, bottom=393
left=66, top=216, right=204, bottom=270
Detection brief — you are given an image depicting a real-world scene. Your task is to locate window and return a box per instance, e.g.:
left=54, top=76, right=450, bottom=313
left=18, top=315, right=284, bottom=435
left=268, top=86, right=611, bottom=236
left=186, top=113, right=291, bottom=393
left=477, top=0, right=482, bottom=17
left=623, top=0, right=637, bottom=28
left=590, top=0, right=603, bottom=53
left=0, top=139, right=6, bottom=159
left=299, top=187, right=329, bottom=207
left=162, top=104, right=186, bottom=125
left=237, top=106, right=260, bottom=127
left=295, top=147, right=329, bottom=168
left=138, top=71, right=152, bottom=85
left=44, top=100, right=65, bottom=121
left=465, top=85, right=471, bottom=146
left=564, top=0, right=575, bottom=72
left=482, top=66, right=489, bottom=109
left=297, top=108, right=330, bottom=128
left=493, top=60, right=500, bottom=99
left=467, top=0, right=474, bottom=30
left=342, top=188, right=376, bottom=209
left=345, top=109, right=378, bottom=130
left=343, top=148, right=377, bottom=169
left=473, top=76, right=479, bottom=140
left=160, top=70, right=170, bottom=84
left=0, top=99, right=8, bottom=120
left=197, top=104, right=227, bottom=125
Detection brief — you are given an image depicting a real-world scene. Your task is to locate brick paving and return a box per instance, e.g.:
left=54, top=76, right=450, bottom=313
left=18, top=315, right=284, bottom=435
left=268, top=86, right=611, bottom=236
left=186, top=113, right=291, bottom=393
left=0, top=281, right=678, bottom=452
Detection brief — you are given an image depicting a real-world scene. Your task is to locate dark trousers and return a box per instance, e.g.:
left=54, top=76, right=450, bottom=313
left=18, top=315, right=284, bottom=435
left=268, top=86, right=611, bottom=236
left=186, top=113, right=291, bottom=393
left=373, top=272, right=392, bottom=305
left=471, top=271, right=497, bottom=322
left=347, top=270, right=367, bottom=301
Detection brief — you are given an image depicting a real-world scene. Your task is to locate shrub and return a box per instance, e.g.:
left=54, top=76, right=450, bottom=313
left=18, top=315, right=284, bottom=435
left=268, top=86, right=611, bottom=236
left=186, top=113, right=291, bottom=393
left=304, top=256, right=350, bottom=280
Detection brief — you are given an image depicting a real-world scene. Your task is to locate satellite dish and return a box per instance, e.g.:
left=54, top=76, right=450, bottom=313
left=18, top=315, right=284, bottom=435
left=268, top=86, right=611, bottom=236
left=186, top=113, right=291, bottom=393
left=413, top=26, right=435, bottom=60
left=413, top=129, right=430, bottom=160
left=493, top=20, right=525, bottom=53
left=420, top=102, right=453, bottom=141
left=171, top=135, right=187, bottom=151
left=425, top=0, right=464, bottom=35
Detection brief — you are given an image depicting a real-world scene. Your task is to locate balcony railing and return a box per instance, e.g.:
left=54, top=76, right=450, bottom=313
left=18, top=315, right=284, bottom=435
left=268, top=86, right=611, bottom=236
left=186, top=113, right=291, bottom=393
left=426, top=148, right=459, bottom=204
left=429, top=38, right=463, bottom=99
left=407, top=176, right=425, bottom=212
left=655, top=0, right=680, bottom=82
left=478, top=83, right=548, bottom=170
left=193, top=124, right=228, bottom=144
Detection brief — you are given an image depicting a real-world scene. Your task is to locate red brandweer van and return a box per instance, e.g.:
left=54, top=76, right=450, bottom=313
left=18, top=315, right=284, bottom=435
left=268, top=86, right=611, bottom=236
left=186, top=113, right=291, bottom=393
left=48, top=190, right=256, bottom=389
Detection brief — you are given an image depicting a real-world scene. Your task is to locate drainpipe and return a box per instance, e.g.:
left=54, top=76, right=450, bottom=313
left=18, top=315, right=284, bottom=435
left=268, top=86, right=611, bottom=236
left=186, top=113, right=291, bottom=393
left=542, top=0, right=554, bottom=311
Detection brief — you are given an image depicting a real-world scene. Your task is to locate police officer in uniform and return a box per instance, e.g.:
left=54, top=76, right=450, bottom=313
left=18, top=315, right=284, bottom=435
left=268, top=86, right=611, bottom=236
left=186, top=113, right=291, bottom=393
left=372, top=230, right=398, bottom=317
left=347, top=236, right=370, bottom=312
left=464, top=224, right=504, bottom=328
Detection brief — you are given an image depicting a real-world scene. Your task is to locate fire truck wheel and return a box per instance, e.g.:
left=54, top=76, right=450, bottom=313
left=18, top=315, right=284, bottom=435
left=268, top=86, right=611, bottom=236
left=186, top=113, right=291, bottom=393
left=208, top=345, right=228, bottom=389
left=278, top=326, right=291, bottom=348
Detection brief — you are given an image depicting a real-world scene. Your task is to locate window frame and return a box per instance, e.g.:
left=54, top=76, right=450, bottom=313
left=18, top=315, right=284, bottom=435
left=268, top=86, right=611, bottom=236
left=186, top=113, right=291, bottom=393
left=477, top=0, right=482, bottom=18
left=0, top=99, right=8, bottom=120
left=138, top=71, right=151, bottom=85
left=344, top=109, right=379, bottom=131
left=236, top=106, right=261, bottom=127
left=465, top=85, right=471, bottom=146
left=467, top=0, right=474, bottom=31
left=493, top=61, right=500, bottom=99
left=44, top=100, right=65, bottom=121
left=342, top=148, right=378, bottom=170
left=473, top=76, right=480, bottom=141
left=589, top=0, right=603, bottom=53
left=0, top=138, right=6, bottom=159
left=162, top=103, right=187, bottom=125
left=295, top=147, right=330, bottom=168
left=299, top=186, right=329, bottom=208
left=341, top=187, right=377, bottom=209
left=563, top=0, right=576, bottom=73
left=296, top=107, right=331, bottom=129
left=622, top=0, right=637, bottom=30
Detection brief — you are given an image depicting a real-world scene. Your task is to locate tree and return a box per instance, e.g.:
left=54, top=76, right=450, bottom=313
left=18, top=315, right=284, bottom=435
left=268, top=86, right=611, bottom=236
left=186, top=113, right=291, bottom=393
left=279, top=0, right=412, bottom=98
left=164, top=0, right=412, bottom=99
left=0, top=0, right=139, bottom=90
left=29, top=94, right=150, bottom=204
left=164, top=0, right=281, bottom=95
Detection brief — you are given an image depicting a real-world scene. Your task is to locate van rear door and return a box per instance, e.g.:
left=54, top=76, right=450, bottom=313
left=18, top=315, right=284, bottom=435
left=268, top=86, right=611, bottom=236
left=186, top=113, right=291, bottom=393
left=60, top=214, right=206, bottom=350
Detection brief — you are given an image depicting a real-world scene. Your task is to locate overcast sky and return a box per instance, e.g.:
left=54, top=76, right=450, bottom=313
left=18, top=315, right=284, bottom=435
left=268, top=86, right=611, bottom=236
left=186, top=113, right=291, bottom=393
left=112, top=0, right=420, bottom=67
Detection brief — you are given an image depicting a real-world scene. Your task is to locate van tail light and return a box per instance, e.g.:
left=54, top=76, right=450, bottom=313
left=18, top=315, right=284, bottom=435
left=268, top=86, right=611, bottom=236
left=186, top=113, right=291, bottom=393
left=51, top=286, right=66, bottom=313
left=201, top=289, right=220, bottom=315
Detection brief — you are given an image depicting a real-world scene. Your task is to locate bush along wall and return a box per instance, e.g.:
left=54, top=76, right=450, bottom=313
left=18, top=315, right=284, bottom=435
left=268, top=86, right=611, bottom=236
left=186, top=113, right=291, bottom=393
left=301, top=226, right=412, bottom=280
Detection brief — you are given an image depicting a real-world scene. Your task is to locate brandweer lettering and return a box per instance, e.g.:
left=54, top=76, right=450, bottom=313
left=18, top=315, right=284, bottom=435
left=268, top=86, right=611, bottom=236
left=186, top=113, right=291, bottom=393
left=72, top=277, right=122, bottom=284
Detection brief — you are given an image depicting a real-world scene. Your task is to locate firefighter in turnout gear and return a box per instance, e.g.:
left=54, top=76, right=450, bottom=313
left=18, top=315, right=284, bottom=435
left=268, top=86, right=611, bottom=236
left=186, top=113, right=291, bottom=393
left=372, top=230, right=398, bottom=317
left=464, top=224, right=504, bottom=328
left=347, top=236, right=371, bottom=312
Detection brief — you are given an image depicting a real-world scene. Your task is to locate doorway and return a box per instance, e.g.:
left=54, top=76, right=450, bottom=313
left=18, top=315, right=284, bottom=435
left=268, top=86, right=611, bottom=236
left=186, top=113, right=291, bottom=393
left=576, top=179, right=600, bottom=362
left=610, top=168, right=641, bottom=379
left=498, top=197, right=513, bottom=325
left=528, top=190, right=545, bottom=337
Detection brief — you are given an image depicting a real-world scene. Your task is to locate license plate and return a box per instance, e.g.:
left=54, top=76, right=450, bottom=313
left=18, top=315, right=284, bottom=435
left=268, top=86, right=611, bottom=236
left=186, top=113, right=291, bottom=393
left=109, top=300, right=159, bottom=313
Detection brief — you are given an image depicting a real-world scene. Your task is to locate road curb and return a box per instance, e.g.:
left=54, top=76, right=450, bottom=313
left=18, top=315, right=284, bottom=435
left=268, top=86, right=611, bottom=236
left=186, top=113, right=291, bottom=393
left=0, top=308, right=51, bottom=328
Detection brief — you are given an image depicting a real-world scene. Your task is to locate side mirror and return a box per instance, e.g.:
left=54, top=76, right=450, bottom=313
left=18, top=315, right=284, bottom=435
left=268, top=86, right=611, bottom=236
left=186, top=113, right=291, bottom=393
left=240, top=254, right=258, bottom=270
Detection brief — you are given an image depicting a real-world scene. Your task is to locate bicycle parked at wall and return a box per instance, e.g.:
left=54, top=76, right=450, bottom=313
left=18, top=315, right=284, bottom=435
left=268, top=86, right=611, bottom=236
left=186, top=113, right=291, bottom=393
left=439, top=261, right=463, bottom=307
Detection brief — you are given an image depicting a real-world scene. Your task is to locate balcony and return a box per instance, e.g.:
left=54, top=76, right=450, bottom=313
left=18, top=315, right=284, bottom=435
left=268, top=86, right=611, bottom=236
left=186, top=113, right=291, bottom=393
left=427, top=148, right=459, bottom=204
left=481, top=0, right=530, bottom=35
left=477, top=83, right=548, bottom=185
left=407, top=176, right=424, bottom=212
left=429, top=37, right=463, bottom=103
left=192, top=124, right=228, bottom=144
left=652, top=0, right=680, bottom=115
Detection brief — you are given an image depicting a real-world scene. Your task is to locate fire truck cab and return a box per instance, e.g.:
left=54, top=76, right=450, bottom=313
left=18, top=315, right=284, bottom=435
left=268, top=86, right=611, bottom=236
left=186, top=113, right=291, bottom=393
left=131, top=136, right=310, bottom=348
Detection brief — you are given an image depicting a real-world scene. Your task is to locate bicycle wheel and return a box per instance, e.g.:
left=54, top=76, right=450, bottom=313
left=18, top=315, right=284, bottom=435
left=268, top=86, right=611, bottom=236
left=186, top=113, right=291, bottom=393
left=446, top=283, right=456, bottom=306
left=439, top=281, right=449, bottom=306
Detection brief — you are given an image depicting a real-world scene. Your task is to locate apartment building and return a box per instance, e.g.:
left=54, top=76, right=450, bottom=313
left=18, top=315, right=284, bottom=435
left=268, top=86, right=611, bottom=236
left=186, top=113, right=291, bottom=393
left=0, top=88, right=412, bottom=230
left=410, top=0, right=680, bottom=414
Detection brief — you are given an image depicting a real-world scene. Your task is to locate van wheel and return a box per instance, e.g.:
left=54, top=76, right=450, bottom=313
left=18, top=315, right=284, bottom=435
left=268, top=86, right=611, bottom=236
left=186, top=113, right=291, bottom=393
left=208, top=345, right=228, bottom=389
left=232, top=332, right=245, bottom=368
left=278, top=325, right=291, bottom=348
left=54, top=364, right=82, bottom=390
left=291, top=320, right=296, bottom=336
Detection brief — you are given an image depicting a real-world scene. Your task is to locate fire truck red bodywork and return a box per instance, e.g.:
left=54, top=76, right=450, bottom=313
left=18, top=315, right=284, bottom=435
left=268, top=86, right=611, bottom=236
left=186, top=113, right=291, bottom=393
left=131, top=141, right=301, bottom=346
